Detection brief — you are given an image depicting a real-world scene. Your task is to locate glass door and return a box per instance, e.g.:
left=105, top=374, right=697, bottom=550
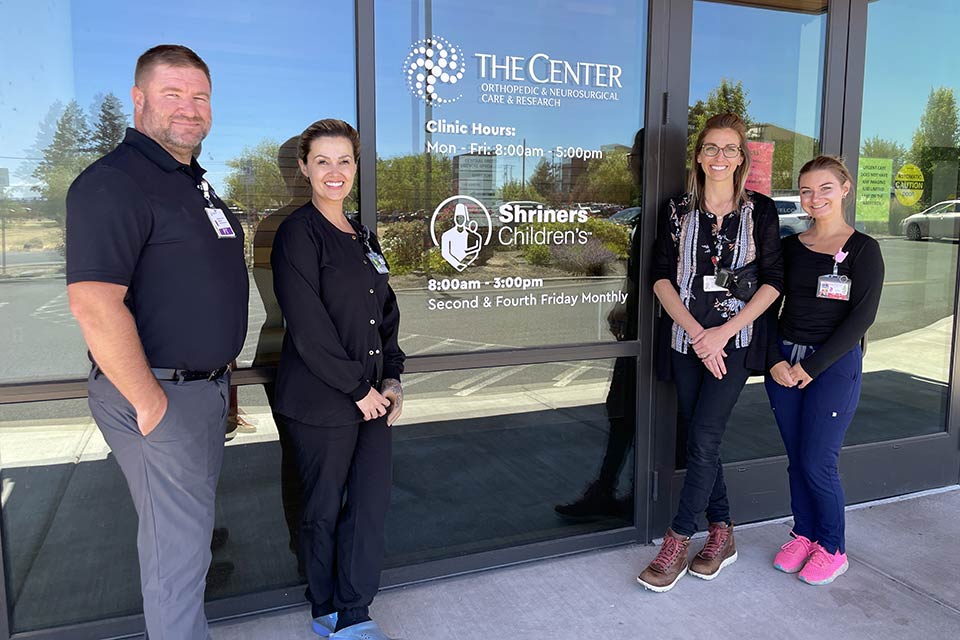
left=655, top=0, right=960, bottom=532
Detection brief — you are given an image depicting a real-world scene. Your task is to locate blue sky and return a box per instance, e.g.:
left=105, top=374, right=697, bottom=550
left=0, top=0, right=956, bottom=194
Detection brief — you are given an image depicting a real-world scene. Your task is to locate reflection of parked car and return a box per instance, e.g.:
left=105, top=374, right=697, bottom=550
left=901, top=200, right=960, bottom=240
left=773, top=196, right=812, bottom=237
left=608, top=206, right=642, bottom=226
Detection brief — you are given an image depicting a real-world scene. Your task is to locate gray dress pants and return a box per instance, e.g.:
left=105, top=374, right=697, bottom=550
left=88, top=368, right=229, bottom=640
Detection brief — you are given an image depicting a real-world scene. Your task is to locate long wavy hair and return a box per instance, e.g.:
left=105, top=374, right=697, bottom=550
left=688, top=113, right=752, bottom=209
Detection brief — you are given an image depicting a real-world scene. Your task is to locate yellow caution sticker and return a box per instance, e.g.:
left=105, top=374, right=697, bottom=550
left=895, top=164, right=924, bottom=206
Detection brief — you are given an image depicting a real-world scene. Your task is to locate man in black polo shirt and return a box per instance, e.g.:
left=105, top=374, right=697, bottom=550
left=66, top=44, right=247, bottom=639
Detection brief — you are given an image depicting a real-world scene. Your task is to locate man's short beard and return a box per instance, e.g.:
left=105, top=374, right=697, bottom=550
left=159, top=129, right=207, bottom=155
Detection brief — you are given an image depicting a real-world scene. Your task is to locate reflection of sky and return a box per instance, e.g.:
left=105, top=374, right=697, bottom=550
left=860, top=0, right=960, bottom=147
left=1, top=0, right=956, bottom=194
left=690, top=1, right=825, bottom=140
left=0, top=0, right=356, bottom=191
left=375, top=0, right=647, bottom=178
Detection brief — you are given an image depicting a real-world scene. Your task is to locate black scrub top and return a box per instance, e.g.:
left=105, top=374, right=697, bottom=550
left=271, top=202, right=404, bottom=426
left=65, top=128, right=249, bottom=371
left=767, top=231, right=884, bottom=377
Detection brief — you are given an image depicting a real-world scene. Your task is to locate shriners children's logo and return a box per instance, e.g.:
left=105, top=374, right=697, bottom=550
left=430, top=195, right=492, bottom=272
left=403, top=35, right=465, bottom=105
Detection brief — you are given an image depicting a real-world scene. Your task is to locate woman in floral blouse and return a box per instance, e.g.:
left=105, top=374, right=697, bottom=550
left=637, top=113, right=783, bottom=593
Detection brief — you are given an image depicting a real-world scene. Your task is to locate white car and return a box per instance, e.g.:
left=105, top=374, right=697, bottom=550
left=901, top=200, right=960, bottom=240
left=772, top=196, right=812, bottom=237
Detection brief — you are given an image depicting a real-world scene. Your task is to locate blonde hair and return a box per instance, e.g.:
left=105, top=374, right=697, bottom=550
left=798, top=155, right=854, bottom=190
left=688, top=113, right=752, bottom=209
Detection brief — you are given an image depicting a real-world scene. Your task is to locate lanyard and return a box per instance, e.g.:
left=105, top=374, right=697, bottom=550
left=832, top=249, right=848, bottom=275
left=198, top=179, right=216, bottom=209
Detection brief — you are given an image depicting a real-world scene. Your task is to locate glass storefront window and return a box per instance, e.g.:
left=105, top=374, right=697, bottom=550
left=0, top=1, right=357, bottom=633
left=388, top=358, right=636, bottom=565
left=0, top=1, right=357, bottom=381
left=847, top=0, right=958, bottom=445
left=0, top=355, right=636, bottom=631
left=685, top=0, right=828, bottom=464
left=374, top=1, right=647, bottom=353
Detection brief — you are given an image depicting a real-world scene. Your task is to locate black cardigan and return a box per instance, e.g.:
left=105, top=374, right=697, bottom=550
left=652, top=191, right=784, bottom=380
left=271, top=203, right=404, bottom=426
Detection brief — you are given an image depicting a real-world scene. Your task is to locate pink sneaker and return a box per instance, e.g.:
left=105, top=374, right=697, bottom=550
left=798, top=544, right=849, bottom=585
left=773, top=532, right=815, bottom=573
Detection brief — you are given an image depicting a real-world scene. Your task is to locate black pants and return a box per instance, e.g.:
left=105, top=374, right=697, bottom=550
left=280, top=415, right=393, bottom=626
left=670, top=347, right=750, bottom=537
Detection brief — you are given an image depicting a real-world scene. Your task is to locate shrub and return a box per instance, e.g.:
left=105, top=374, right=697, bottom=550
left=583, top=218, right=630, bottom=259
left=550, top=238, right=616, bottom=276
left=425, top=247, right=458, bottom=275
left=379, top=221, right=427, bottom=273
left=523, top=243, right=552, bottom=266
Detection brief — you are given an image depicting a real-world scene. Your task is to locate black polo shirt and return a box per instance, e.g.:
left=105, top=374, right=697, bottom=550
left=66, top=128, right=248, bottom=371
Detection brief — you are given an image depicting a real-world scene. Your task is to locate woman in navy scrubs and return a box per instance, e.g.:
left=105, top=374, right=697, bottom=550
left=271, top=119, right=404, bottom=640
left=766, top=155, right=883, bottom=586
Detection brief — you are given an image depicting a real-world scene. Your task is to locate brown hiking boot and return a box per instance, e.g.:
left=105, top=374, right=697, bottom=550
left=637, top=529, right=691, bottom=592
left=689, top=522, right=737, bottom=580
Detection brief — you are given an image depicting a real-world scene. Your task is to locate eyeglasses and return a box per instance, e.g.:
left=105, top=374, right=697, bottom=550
left=700, top=143, right=741, bottom=158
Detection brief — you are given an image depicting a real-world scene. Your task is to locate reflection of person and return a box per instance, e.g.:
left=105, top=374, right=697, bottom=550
left=765, top=156, right=883, bottom=585
left=638, top=113, right=783, bottom=592
left=555, top=127, right=643, bottom=521
left=271, top=119, right=404, bottom=640
left=66, top=45, right=248, bottom=638
left=249, top=136, right=312, bottom=567
left=441, top=203, right=479, bottom=270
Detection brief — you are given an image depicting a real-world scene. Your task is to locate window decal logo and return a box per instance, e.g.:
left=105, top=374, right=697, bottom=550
left=430, top=195, right=492, bottom=271
left=404, top=36, right=465, bottom=105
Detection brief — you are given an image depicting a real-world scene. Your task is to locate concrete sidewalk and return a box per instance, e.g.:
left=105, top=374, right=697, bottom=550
left=212, top=487, right=960, bottom=640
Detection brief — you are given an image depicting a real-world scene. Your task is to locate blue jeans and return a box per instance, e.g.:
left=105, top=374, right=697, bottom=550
left=670, top=347, right=750, bottom=537
left=765, top=338, right=862, bottom=554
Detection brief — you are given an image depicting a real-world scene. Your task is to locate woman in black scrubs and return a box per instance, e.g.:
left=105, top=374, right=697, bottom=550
left=271, top=119, right=404, bottom=640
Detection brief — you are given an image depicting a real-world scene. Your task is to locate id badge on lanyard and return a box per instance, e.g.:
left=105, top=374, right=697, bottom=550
left=361, top=225, right=389, bottom=274
left=199, top=180, right=236, bottom=239
left=703, top=252, right=727, bottom=292
left=817, top=249, right=851, bottom=301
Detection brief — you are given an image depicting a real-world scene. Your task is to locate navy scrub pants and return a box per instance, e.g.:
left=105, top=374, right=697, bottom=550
left=765, top=339, right=863, bottom=554
left=279, top=414, right=393, bottom=630
left=88, top=367, right=230, bottom=640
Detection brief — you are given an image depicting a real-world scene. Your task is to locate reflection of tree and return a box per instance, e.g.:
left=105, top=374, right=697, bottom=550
left=861, top=135, right=907, bottom=175
left=17, top=101, right=64, bottom=182
left=529, top=158, right=558, bottom=203
left=498, top=179, right=541, bottom=202
left=32, top=100, right=96, bottom=247
left=25, top=95, right=129, bottom=250
left=90, top=93, right=129, bottom=155
left=571, top=153, right=637, bottom=206
left=224, top=139, right=289, bottom=214
left=687, top=79, right=752, bottom=159
left=908, top=87, right=960, bottom=205
left=376, top=153, right=453, bottom=213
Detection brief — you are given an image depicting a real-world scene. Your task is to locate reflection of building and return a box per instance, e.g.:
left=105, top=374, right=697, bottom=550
left=453, top=153, right=496, bottom=202
left=747, top=122, right=818, bottom=192
left=559, top=157, right=587, bottom=196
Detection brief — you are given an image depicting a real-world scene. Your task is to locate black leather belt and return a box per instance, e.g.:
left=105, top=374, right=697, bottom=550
left=150, top=365, right=230, bottom=382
